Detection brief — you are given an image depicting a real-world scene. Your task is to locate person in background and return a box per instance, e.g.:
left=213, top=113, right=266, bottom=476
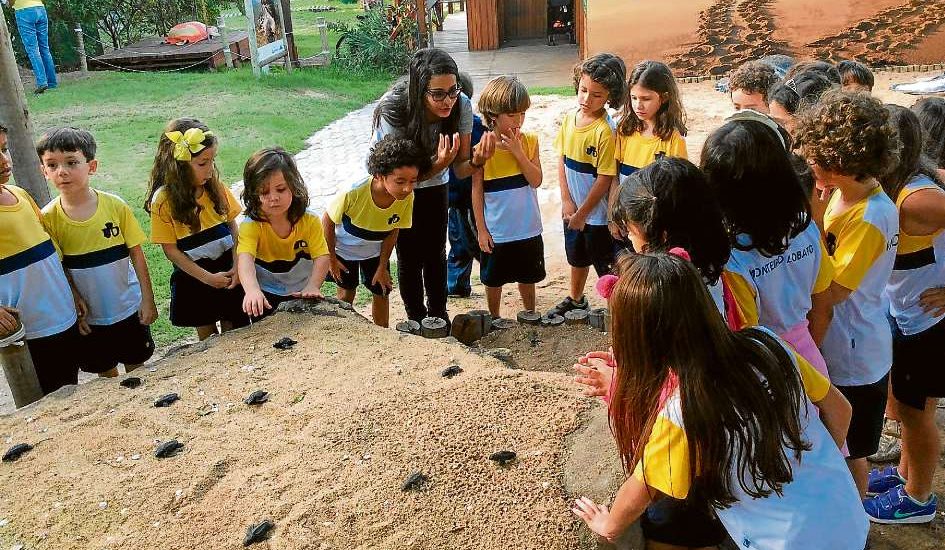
left=837, top=60, right=875, bottom=93
left=728, top=60, right=779, bottom=113
left=6, top=0, right=58, bottom=94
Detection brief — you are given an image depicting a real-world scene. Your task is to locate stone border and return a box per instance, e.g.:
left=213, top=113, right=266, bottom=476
left=677, top=62, right=945, bottom=84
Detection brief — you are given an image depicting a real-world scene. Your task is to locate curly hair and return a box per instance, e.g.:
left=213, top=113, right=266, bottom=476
left=913, top=97, right=945, bottom=169
left=573, top=53, right=627, bottom=110
left=618, top=60, right=687, bottom=140
left=477, top=76, right=531, bottom=129
left=729, top=61, right=780, bottom=102
left=367, top=136, right=432, bottom=177
left=794, top=90, right=899, bottom=181
left=241, top=147, right=309, bottom=226
left=144, top=118, right=228, bottom=233
left=36, top=127, right=97, bottom=161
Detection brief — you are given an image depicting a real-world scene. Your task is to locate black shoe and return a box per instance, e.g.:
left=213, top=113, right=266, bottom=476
left=34, top=86, right=48, bottom=95
left=546, top=295, right=589, bottom=317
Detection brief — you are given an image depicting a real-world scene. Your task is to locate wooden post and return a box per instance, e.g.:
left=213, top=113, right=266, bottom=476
left=0, top=326, right=43, bottom=409
left=244, top=0, right=262, bottom=77
left=0, top=13, right=50, bottom=206
left=416, top=0, right=427, bottom=47
left=217, top=16, right=234, bottom=69
left=272, top=0, right=293, bottom=73
left=280, top=0, right=299, bottom=67
left=317, top=17, right=329, bottom=56
left=74, top=27, right=88, bottom=74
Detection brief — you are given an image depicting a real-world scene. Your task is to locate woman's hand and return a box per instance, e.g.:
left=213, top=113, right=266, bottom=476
left=571, top=497, right=617, bottom=543
left=437, top=133, right=461, bottom=168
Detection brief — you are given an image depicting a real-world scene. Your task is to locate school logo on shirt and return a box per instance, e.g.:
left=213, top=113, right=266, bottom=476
left=294, top=239, right=308, bottom=250
left=585, top=145, right=598, bottom=158
left=101, top=222, right=121, bottom=238
left=388, top=214, right=400, bottom=225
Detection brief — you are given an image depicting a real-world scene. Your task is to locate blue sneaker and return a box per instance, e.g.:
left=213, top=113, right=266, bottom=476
left=864, top=486, right=938, bottom=524
left=867, top=465, right=905, bottom=496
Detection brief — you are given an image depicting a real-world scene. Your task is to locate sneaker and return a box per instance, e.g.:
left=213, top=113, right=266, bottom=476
left=864, top=486, right=938, bottom=524
left=546, top=295, right=589, bottom=318
left=868, top=419, right=902, bottom=463
left=33, top=86, right=48, bottom=95
left=867, top=466, right=906, bottom=496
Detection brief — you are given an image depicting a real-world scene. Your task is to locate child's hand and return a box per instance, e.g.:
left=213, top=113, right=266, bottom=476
left=568, top=210, right=588, bottom=232
left=204, top=271, right=232, bottom=289
left=920, top=287, right=945, bottom=317
left=436, top=133, right=461, bottom=168
left=372, top=267, right=393, bottom=293
left=562, top=199, right=577, bottom=222
left=139, top=299, right=158, bottom=326
left=0, top=307, right=19, bottom=337
left=242, top=288, right=271, bottom=317
left=226, top=267, right=240, bottom=290
left=329, top=257, right=348, bottom=283
left=292, top=282, right=324, bottom=300
left=571, top=497, right=616, bottom=542
left=77, top=319, right=92, bottom=336
left=573, top=357, right=613, bottom=398
left=499, top=128, right=525, bottom=157
left=472, top=132, right=496, bottom=166
left=478, top=229, right=494, bottom=254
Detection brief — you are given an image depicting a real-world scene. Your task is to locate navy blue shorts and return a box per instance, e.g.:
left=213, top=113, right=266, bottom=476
left=78, top=312, right=155, bottom=373
left=26, top=322, right=81, bottom=395
left=641, top=495, right=727, bottom=547
left=892, top=317, right=945, bottom=410
left=480, top=235, right=546, bottom=287
left=837, top=374, right=889, bottom=459
left=169, top=252, right=249, bottom=328
left=328, top=255, right=390, bottom=297
left=563, top=222, right=616, bottom=276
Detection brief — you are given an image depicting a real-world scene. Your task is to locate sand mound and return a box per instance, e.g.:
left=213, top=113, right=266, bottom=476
left=0, top=301, right=608, bottom=549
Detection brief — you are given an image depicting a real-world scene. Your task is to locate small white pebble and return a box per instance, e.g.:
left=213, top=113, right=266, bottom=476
left=37, top=427, right=48, bottom=433
left=4, top=437, right=11, bottom=444
left=175, top=489, right=184, bottom=499
left=362, top=454, right=371, bottom=460
left=341, top=454, right=349, bottom=460
left=108, top=408, right=116, bottom=414
left=25, top=417, right=35, bottom=423
left=152, top=521, right=160, bottom=528
left=321, top=521, right=333, bottom=527
left=115, top=456, right=124, bottom=462
left=0, top=518, right=8, bottom=527
left=99, top=501, right=108, bottom=509
left=130, top=454, right=141, bottom=461
left=52, top=502, right=63, bottom=509
left=241, top=364, right=256, bottom=372
left=542, top=482, right=551, bottom=490
left=12, top=544, right=24, bottom=550
left=198, top=390, right=205, bottom=396
left=147, top=367, right=156, bottom=372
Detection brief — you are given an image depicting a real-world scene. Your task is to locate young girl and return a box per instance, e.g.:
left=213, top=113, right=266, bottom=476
left=145, top=118, right=248, bottom=341
left=237, top=147, right=330, bottom=319
left=572, top=252, right=865, bottom=549
left=766, top=71, right=834, bottom=136
left=701, top=118, right=835, bottom=376
left=472, top=76, right=544, bottom=319
left=548, top=53, right=626, bottom=318
left=794, top=90, right=900, bottom=498
left=912, top=97, right=945, bottom=181
left=862, top=105, right=945, bottom=524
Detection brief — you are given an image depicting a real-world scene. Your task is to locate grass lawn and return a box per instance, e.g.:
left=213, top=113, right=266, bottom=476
left=289, top=0, right=366, bottom=59
left=27, top=64, right=393, bottom=346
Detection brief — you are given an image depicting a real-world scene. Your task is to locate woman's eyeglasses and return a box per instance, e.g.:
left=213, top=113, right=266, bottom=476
left=426, top=86, right=462, bottom=103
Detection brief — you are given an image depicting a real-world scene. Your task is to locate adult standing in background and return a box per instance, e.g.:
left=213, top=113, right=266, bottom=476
left=5, top=0, right=58, bottom=94
left=373, top=48, right=495, bottom=323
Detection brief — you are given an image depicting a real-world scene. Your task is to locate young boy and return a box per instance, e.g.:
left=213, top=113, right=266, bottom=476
left=38, top=127, right=157, bottom=377
left=729, top=60, right=780, bottom=113
left=837, top=60, right=875, bottom=93
left=795, top=91, right=900, bottom=499
left=549, top=53, right=625, bottom=317
left=472, top=76, right=545, bottom=319
left=0, top=123, right=82, bottom=394
left=322, top=136, right=431, bottom=328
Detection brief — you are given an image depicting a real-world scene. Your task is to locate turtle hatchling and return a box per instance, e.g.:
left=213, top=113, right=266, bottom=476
left=401, top=471, right=429, bottom=492
left=243, top=519, right=275, bottom=546
left=489, top=450, right=517, bottom=465
left=2, top=443, right=33, bottom=462
left=440, top=364, right=463, bottom=378
left=154, top=439, right=184, bottom=458
left=244, top=390, right=269, bottom=405
left=119, top=376, right=142, bottom=389
left=154, top=393, right=180, bottom=407
left=272, top=337, right=297, bottom=350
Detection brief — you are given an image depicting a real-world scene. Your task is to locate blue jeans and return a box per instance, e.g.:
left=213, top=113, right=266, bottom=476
left=15, top=6, right=58, bottom=89
left=446, top=207, right=479, bottom=296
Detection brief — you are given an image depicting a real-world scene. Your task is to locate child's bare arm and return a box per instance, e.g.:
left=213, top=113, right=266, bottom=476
left=321, top=213, right=347, bottom=283
left=237, top=251, right=270, bottom=317
left=571, top=174, right=614, bottom=230
left=129, top=245, right=158, bottom=325
left=812, top=384, right=852, bottom=450
left=572, top=475, right=653, bottom=543
left=559, top=156, right=576, bottom=220
left=160, top=243, right=230, bottom=289
left=471, top=170, right=493, bottom=253
left=297, top=255, right=330, bottom=298
left=373, top=229, right=399, bottom=292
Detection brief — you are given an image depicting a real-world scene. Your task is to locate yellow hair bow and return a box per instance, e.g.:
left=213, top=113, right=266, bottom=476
left=165, top=128, right=214, bottom=161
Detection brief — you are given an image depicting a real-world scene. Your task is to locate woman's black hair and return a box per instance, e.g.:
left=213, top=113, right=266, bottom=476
left=573, top=53, right=628, bottom=109
left=372, top=48, right=461, bottom=157
left=701, top=120, right=812, bottom=256
left=768, top=72, right=835, bottom=115
left=913, top=97, right=945, bottom=170
left=882, top=104, right=943, bottom=201
left=611, top=157, right=730, bottom=285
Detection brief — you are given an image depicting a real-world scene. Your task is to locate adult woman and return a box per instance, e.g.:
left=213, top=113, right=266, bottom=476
left=373, top=48, right=495, bottom=323
left=6, top=0, right=58, bottom=93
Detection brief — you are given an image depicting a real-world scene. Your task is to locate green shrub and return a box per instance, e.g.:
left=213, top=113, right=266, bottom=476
left=334, top=3, right=415, bottom=73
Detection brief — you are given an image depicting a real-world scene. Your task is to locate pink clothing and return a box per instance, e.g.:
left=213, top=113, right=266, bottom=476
left=780, top=320, right=829, bottom=378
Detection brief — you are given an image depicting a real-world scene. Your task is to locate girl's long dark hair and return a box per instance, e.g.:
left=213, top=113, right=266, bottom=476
left=145, top=118, right=228, bottom=233
left=609, top=252, right=811, bottom=508
left=372, top=48, right=461, bottom=157
left=611, top=158, right=729, bottom=285
left=241, top=147, right=309, bottom=226
left=913, top=97, right=945, bottom=170
left=618, top=61, right=687, bottom=140
left=701, top=120, right=811, bottom=256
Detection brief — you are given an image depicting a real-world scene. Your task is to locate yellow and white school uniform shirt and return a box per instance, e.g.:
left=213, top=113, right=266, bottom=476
left=636, top=329, right=867, bottom=550
left=237, top=212, right=329, bottom=296
left=327, top=178, right=413, bottom=261
left=886, top=174, right=945, bottom=336
left=150, top=184, right=241, bottom=262
left=724, top=223, right=834, bottom=332
left=0, top=185, right=77, bottom=339
left=553, top=110, right=617, bottom=226
left=822, top=186, right=899, bottom=386
left=42, top=190, right=146, bottom=326
left=614, top=128, right=687, bottom=186
left=13, top=1, right=45, bottom=10
left=481, top=132, right=542, bottom=244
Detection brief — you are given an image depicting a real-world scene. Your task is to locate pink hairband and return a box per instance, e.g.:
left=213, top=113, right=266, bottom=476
left=595, top=247, right=692, bottom=299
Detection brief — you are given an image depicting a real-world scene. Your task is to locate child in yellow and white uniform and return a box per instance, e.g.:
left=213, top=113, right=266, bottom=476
left=237, top=147, right=330, bottom=319
left=0, top=124, right=80, bottom=394
left=38, top=127, right=157, bottom=377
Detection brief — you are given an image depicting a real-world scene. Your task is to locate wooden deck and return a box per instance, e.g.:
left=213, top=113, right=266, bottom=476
left=91, top=31, right=251, bottom=72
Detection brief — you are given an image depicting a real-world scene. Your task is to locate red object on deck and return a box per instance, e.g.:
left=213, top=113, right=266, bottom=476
left=165, top=22, right=210, bottom=45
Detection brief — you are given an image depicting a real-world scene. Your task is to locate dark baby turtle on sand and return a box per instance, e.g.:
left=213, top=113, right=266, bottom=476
left=272, top=337, right=298, bottom=350
left=154, top=439, right=184, bottom=458
left=489, top=450, right=517, bottom=465
left=2, top=443, right=33, bottom=462
left=244, top=390, right=269, bottom=405
left=119, top=376, right=142, bottom=389
left=440, top=364, right=463, bottom=378
left=401, top=471, right=429, bottom=491
left=154, top=393, right=180, bottom=407
left=243, top=519, right=275, bottom=546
